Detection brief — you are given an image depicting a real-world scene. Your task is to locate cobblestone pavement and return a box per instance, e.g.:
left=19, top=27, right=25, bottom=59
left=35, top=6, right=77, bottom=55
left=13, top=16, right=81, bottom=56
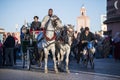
left=0, top=58, right=120, bottom=80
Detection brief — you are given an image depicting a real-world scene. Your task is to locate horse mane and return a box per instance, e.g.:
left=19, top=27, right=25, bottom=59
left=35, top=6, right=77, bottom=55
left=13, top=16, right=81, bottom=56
left=52, top=15, right=62, bottom=23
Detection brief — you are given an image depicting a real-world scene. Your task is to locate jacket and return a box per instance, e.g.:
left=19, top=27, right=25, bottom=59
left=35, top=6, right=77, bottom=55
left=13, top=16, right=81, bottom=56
left=4, top=36, right=15, bottom=48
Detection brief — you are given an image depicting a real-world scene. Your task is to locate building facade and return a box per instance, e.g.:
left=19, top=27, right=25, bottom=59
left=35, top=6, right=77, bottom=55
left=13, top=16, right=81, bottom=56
left=101, top=15, right=107, bottom=31
left=0, top=28, right=5, bottom=42
left=104, top=0, right=120, bottom=37
left=77, top=6, right=90, bottom=33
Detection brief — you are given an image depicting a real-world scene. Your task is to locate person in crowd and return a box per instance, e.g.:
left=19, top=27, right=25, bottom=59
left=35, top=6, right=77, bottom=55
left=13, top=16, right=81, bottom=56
left=0, top=40, right=3, bottom=66
left=113, top=32, right=120, bottom=61
left=12, top=33, right=18, bottom=65
left=102, top=36, right=111, bottom=58
left=77, top=27, right=85, bottom=45
left=3, top=34, right=6, bottom=42
left=71, top=31, right=78, bottom=60
left=94, top=32, right=104, bottom=58
left=12, top=33, right=18, bottom=42
left=2, top=34, right=6, bottom=66
left=20, top=26, right=27, bottom=41
left=3, top=33, right=15, bottom=66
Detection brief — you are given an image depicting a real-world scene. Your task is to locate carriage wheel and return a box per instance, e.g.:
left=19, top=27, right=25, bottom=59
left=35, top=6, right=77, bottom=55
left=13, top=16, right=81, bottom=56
left=27, top=49, right=31, bottom=70
left=22, top=52, right=25, bottom=68
left=21, top=48, right=25, bottom=68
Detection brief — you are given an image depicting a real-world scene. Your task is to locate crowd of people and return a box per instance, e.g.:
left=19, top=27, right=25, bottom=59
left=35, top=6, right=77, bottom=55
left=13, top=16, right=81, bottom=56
left=0, top=33, right=19, bottom=66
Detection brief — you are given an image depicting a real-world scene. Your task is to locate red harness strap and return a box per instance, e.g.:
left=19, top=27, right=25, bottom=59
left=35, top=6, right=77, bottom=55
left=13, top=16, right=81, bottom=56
left=43, top=29, right=56, bottom=41
left=30, top=29, right=42, bottom=34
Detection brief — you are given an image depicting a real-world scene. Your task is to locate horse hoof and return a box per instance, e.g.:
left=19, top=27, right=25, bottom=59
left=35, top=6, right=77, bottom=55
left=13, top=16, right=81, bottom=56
left=38, top=63, right=42, bottom=68
left=55, top=71, right=59, bottom=74
left=55, top=69, right=59, bottom=73
left=66, top=70, right=70, bottom=73
left=45, top=69, right=48, bottom=73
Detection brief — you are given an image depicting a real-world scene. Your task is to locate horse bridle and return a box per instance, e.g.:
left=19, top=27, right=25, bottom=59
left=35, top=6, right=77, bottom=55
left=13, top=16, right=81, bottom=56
left=52, top=17, right=60, bottom=28
left=59, top=28, right=73, bottom=43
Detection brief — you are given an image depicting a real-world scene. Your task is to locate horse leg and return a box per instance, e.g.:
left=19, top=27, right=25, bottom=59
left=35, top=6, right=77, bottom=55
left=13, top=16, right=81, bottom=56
left=57, top=52, right=60, bottom=66
left=57, top=49, right=64, bottom=71
left=66, top=48, right=70, bottom=73
left=89, top=51, right=94, bottom=69
left=51, top=47, right=58, bottom=73
left=38, top=49, right=43, bottom=68
left=44, top=48, right=48, bottom=73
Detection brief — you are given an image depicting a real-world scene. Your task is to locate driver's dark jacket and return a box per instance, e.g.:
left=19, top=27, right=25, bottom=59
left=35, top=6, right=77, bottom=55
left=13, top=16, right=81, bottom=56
left=80, top=31, right=95, bottom=42
left=80, top=31, right=95, bottom=49
left=31, top=21, right=41, bottom=30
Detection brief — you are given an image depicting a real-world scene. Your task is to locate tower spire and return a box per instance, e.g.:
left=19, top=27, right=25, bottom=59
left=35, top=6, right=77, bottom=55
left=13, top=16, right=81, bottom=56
left=80, top=4, right=86, bottom=16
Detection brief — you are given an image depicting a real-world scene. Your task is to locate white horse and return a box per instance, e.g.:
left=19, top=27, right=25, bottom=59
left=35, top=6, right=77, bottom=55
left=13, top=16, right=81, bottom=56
left=37, top=15, right=62, bottom=73
left=56, top=24, right=74, bottom=73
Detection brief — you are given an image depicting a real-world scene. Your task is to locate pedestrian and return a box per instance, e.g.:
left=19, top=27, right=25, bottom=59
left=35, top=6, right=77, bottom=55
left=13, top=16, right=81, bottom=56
left=102, top=36, right=111, bottom=58
left=3, top=33, right=15, bottom=66
left=113, top=32, right=120, bottom=61
left=0, top=40, right=3, bottom=66
left=2, top=34, right=6, bottom=66
left=12, top=33, right=18, bottom=65
left=72, top=31, right=78, bottom=60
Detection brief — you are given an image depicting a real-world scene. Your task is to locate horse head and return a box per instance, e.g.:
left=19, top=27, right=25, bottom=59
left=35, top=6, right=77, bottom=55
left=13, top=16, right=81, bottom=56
left=66, top=24, right=74, bottom=37
left=60, top=24, right=74, bottom=45
left=51, top=15, right=62, bottom=29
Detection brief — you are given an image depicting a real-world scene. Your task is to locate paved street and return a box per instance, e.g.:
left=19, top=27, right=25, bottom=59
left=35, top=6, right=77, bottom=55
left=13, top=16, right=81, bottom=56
left=0, top=58, right=120, bottom=80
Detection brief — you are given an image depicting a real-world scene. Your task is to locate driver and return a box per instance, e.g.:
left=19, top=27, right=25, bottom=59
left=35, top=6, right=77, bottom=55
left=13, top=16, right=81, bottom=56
left=30, top=16, right=41, bottom=31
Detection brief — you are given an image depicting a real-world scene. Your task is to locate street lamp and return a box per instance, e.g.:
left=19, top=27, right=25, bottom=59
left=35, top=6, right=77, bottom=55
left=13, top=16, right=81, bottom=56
left=16, top=24, right=19, bottom=32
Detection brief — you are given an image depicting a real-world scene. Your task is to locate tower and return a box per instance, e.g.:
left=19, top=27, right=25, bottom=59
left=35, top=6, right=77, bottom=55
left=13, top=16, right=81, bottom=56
left=77, top=6, right=90, bottom=33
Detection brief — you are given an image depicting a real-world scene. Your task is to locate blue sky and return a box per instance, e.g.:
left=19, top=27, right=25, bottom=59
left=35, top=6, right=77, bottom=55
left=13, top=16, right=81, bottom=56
left=0, top=0, right=106, bottom=32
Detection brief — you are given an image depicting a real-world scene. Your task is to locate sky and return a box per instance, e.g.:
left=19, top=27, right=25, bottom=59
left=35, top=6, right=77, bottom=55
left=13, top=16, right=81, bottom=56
left=0, top=0, right=106, bottom=32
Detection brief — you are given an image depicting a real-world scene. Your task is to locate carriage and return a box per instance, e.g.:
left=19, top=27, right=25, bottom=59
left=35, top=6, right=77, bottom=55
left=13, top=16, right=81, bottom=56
left=20, top=15, right=74, bottom=73
left=20, top=25, right=43, bottom=70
